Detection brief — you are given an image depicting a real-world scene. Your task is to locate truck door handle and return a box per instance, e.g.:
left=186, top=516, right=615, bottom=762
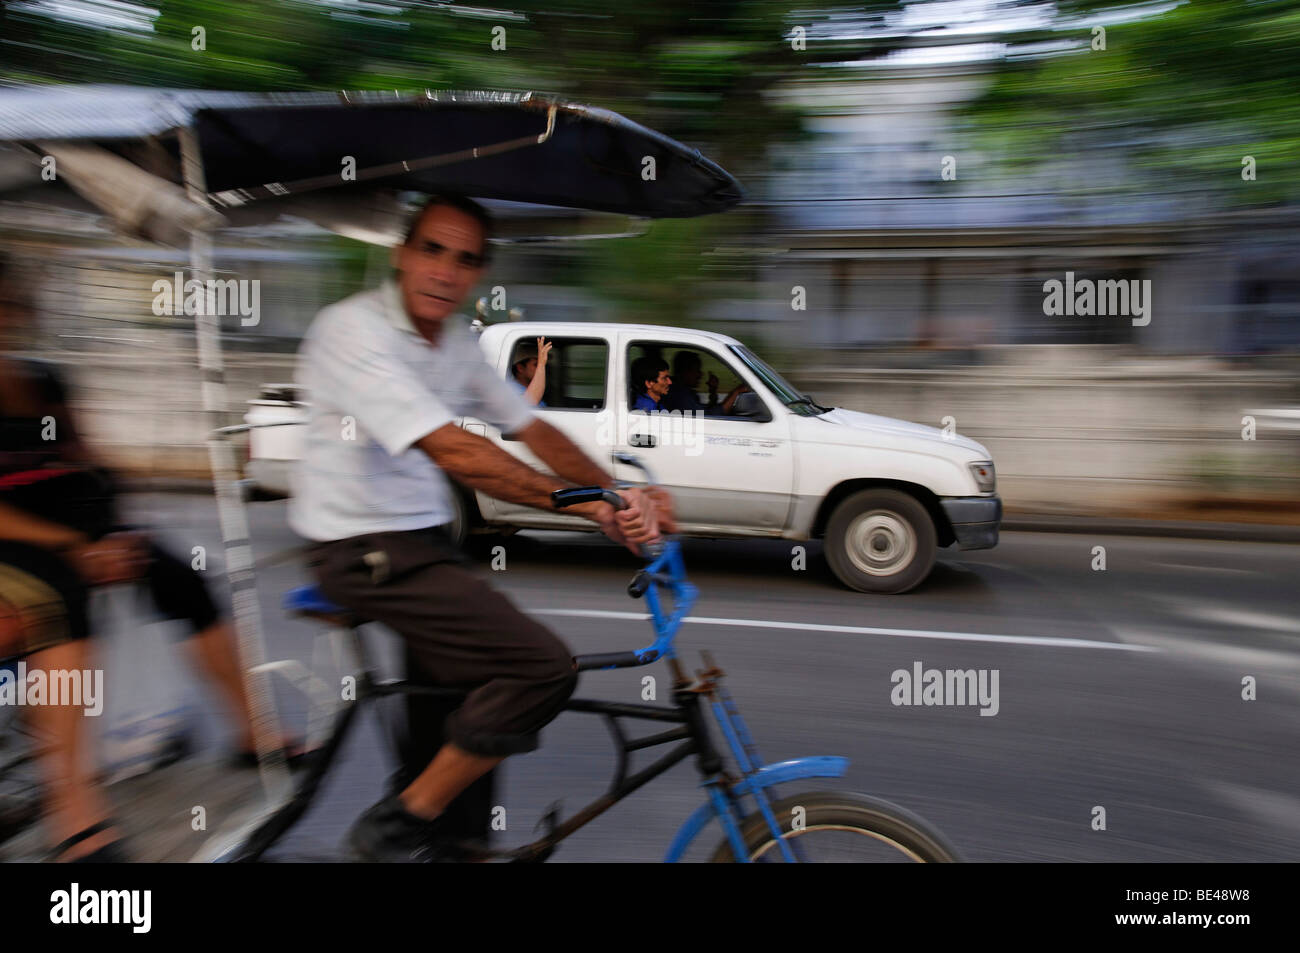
left=628, top=433, right=656, bottom=448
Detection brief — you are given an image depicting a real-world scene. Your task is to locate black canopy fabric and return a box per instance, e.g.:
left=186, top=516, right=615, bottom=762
left=0, top=86, right=743, bottom=222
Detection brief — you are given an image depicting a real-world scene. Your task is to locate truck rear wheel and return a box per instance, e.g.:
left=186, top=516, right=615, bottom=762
left=825, top=488, right=936, bottom=594
left=445, top=484, right=474, bottom=550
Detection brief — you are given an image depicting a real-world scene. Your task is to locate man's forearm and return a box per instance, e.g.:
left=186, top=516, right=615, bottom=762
left=517, top=418, right=612, bottom=489
left=417, top=425, right=569, bottom=511
left=0, top=500, right=86, bottom=549
left=524, top=367, right=546, bottom=405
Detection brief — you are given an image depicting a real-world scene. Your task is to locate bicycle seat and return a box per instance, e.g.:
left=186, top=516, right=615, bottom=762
left=283, top=585, right=368, bottom=627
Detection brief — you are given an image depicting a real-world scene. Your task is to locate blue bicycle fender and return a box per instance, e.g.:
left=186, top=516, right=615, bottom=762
left=663, top=756, right=849, bottom=862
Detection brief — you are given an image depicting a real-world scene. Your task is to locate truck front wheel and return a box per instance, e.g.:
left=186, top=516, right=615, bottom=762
left=825, top=489, right=937, bottom=594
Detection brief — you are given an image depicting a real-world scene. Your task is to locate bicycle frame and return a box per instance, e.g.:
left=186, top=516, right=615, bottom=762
left=214, top=537, right=847, bottom=863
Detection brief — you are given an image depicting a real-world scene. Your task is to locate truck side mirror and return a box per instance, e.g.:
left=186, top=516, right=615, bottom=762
left=732, top=391, right=771, bottom=422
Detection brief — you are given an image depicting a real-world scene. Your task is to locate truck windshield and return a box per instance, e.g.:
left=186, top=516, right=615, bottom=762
left=729, top=344, right=829, bottom=417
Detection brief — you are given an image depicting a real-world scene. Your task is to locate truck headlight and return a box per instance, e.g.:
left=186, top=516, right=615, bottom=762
left=968, top=461, right=996, bottom=493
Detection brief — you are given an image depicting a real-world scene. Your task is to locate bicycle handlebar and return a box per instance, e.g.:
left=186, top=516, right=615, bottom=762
left=574, top=651, right=647, bottom=671
left=551, top=486, right=628, bottom=511
left=551, top=484, right=665, bottom=563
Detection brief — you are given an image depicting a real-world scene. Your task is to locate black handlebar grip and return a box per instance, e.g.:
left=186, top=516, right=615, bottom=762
left=573, top=651, right=655, bottom=671
left=551, top=487, right=627, bottom=510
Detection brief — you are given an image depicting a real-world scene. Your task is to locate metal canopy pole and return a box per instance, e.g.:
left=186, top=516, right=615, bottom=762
left=178, top=124, right=291, bottom=802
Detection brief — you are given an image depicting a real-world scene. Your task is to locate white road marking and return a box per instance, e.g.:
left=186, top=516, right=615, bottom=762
left=1151, top=562, right=1256, bottom=576
left=1191, top=605, right=1300, bottom=634
left=1146, top=598, right=1300, bottom=635
left=532, top=608, right=1158, bottom=652
left=1201, top=780, right=1300, bottom=835
left=1111, top=625, right=1300, bottom=677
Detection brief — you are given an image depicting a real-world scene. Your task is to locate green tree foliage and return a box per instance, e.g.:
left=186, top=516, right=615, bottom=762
left=963, top=0, right=1300, bottom=207
left=3, top=0, right=908, bottom=322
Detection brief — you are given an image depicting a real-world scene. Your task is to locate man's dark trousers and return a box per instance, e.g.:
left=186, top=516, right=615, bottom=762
left=305, top=524, right=578, bottom=844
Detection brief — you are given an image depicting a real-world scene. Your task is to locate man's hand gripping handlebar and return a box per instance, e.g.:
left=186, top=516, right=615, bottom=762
left=552, top=454, right=676, bottom=556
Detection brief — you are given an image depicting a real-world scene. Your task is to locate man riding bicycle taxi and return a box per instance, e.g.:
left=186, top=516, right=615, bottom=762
left=289, top=193, right=675, bottom=862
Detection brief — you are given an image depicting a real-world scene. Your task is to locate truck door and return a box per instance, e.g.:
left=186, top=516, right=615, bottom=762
left=615, top=337, right=794, bottom=536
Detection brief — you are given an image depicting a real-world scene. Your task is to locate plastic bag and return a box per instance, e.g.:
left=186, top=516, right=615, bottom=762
left=89, top=583, right=197, bottom=784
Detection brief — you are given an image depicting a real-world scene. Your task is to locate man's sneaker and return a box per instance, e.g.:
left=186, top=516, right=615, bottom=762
left=346, top=796, right=463, bottom=863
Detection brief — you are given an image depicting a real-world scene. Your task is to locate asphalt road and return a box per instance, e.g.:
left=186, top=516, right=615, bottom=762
left=117, top=494, right=1300, bottom=862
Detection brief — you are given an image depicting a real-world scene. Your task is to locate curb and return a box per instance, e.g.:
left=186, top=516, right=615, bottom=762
left=1001, top=515, right=1300, bottom=544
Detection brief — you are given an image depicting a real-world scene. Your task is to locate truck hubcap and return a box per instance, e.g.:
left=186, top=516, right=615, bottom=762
left=845, top=510, right=915, bottom=577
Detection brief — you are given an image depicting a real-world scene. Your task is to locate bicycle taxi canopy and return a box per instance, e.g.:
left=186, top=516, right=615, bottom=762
left=0, top=85, right=743, bottom=244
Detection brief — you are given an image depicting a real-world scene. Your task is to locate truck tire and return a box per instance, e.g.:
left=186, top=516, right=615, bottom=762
left=825, top=488, right=936, bottom=594
left=445, top=484, right=473, bottom=550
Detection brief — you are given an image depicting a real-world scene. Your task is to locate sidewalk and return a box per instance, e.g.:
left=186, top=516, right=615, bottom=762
left=1000, top=514, right=1300, bottom=544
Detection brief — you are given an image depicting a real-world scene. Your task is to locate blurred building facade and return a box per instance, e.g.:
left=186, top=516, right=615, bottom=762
left=755, top=65, right=1300, bottom=358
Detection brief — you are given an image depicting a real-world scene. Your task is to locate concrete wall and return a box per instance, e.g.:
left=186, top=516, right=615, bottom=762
left=60, top=349, right=297, bottom=478
left=42, top=343, right=1300, bottom=519
left=795, top=346, right=1300, bottom=516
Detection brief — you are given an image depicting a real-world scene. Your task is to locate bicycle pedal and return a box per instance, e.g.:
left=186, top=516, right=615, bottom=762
left=512, top=800, right=562, bottom=863
left=534, top=800, right=562, bottom=836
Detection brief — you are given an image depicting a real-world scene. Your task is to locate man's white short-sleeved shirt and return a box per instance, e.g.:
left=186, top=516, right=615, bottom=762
left=288, top=280, right=535, bottom=542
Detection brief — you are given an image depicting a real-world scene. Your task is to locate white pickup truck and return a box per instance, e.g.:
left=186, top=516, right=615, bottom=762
left=244, top=321, right=1001, bottom=593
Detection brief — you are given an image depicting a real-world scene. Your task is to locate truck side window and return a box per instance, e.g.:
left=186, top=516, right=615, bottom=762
left=626, top=342, right=769, bottom=421
left=505, top=336, right=608, bottom=411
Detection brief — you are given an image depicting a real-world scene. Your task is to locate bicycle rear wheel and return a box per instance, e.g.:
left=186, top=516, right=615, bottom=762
left=709, top=790, right=961, bottom=863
